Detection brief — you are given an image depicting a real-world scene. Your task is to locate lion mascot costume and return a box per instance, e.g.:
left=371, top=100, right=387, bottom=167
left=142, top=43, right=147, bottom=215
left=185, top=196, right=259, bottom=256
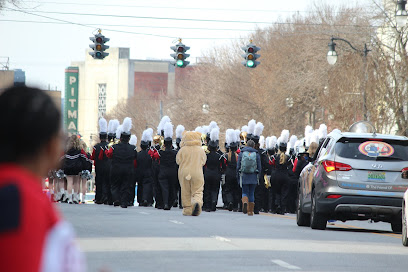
left=176, top=131, right=207, bottom=216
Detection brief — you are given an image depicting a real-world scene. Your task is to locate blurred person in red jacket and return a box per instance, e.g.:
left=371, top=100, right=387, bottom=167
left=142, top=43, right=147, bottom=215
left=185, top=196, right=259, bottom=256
left=0, top=85, right=85, bottom=272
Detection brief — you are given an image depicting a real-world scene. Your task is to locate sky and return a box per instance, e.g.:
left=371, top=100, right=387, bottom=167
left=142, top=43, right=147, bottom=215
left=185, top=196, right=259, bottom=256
left=0, top=0, right=368, bottom=91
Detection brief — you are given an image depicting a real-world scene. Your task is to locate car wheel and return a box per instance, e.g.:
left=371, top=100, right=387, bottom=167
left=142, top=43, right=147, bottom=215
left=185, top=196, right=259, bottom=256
left=310, top=190, right=327, bottom=230
left=296, top=188, right=310, bottom=227
left=402, top=205, right=408, bottom=247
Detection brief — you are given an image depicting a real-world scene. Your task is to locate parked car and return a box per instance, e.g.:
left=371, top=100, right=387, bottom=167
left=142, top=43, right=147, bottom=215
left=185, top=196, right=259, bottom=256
left=402, top=188, right=408, bottom=246
left=297, top=129, right=408, bottom=232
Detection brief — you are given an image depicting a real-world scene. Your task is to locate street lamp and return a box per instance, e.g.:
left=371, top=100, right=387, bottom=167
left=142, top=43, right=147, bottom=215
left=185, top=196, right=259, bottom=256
left=327, top=40, right=338, bottom=65
left=396, top=0, right=408, bottom=28
left=326, top=37, right=371, bottom=121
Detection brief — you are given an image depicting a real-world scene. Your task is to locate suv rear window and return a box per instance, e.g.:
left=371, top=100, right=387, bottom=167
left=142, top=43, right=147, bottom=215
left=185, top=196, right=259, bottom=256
left=335, top=137, right=408, bottom=161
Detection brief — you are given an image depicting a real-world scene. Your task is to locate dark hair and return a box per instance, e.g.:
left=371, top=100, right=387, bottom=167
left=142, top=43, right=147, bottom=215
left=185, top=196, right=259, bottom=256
left=246, top=140, right=255, bottom=148
left=0, top=86, right=61, bottom=162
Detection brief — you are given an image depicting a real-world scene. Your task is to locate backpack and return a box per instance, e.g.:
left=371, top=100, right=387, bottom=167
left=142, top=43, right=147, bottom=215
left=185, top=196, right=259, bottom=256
left=240, top=151, right=257, bottom=174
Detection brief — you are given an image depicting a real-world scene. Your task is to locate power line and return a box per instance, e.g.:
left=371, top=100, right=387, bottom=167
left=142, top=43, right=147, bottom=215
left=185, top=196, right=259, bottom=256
left=0, top=19, right=375, bottom=39
left=5, top=8, right=238, bottom=39
left=23, top=1, right=365, bottom=14
left=6, top=9, right=377, bottom=28
left=0, top=19, right=255, bottom=32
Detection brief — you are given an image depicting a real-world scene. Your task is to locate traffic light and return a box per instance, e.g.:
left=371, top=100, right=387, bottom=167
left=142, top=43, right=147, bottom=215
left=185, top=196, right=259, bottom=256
left=89, top=30, right=110, bottom=59
left=241, top=42, right=260, bottom=68
left=170, top=40, right=190, bottom=68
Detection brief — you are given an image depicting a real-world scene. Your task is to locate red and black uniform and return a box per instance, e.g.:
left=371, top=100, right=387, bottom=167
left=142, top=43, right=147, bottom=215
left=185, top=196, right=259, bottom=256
left=106, top=142, right=137, bottom=207
left=203, top=150, right=226, bottom=212
left=0, top=164, right=85, bottom=271
left=158, top=148, right=178, bottom=209
left=254, top=149, right=269, bottom=214
left=136, top=148, right=154, bottom=206
left=91, top=141, right=110, bottom=204
left=149, top=147, right=163, bottom=209
left=224, top=151, right=241, bottom=211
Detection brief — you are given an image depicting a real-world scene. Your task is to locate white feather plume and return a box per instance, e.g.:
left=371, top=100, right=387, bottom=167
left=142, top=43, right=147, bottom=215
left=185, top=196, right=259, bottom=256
left=164, top=122, right=174, bottom=138
left=254, top=122, right=264, bottom=137
left=107, top=120, right=113, bottom=134
left=241, top=125, right=248, bottom=133
left=116, top=125, right=123, bottom=139
left=277, top=136, right=282, bottom=146
left=288, top=135, right=298, bottom=149
left=318, top=124, right=328, bottom=139
left=176, top=125, right=185, bottom=139
left=129, top=135, right=137, bottom=146
left=210, top=127, right=220, bottom=142
left=270, top=136, right=277, bottom=148
left=157, top=116, right=171, bottom=133
left=234, top=129, right=241, bottom=142
left=247, top=120, right=256, bottom=135
left=280, top=129, right=290, bottom=144
left=265, top=137, right=271, bottom=149
left=195, top=127, right=202, bottom=134
left=225, top=129, right=233, bottom=145
left=142, top=129, right=152, bottom=142
left=311, top=130, right=320, bottom=144
left=202, top=126, right=210, bottom=135
left=259, top=136, right=265, bottom=149
left=209, top=121, right=218, bottom=132
left=122, top=117, right=132, bottom=133
left=99, top=118, right=107, bottom=133
left=294, top=140, right=302, bottom=149
left=108, top=119, right=119, bottom=134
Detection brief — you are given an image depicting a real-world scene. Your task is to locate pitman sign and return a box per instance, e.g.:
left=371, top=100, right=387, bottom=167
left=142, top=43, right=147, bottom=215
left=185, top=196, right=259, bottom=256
left=64, top=67, right=79, bottom=135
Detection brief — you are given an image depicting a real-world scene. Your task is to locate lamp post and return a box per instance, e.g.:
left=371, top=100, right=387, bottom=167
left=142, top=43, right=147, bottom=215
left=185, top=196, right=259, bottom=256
left=396, top=0, right=408, bottom=28
left=326, top=37, right=371, bottom=121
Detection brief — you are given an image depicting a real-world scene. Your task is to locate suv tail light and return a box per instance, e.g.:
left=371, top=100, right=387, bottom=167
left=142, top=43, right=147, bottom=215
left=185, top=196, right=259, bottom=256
left=323, top=160, right=352, bottom=173
left=402, top=167, right=408, bottom=179
left=326, top=194, right=342, bottom=199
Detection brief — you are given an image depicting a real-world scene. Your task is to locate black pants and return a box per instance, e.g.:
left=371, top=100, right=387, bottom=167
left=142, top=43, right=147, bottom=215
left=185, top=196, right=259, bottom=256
left=152, top=163, right=163, bottom=207
left=94, top=170, right=105, bottom=203
left=142, top=176, right=154, bottom=204
left=111, top=164, right=133, bottom=206
left=225, top=175, right=241, bottom=209
left=136, top=176, right=143, bottom=205
left=274, top=170, right=289, bottom=211
left=255, top=176, right=269, bottom=212
left=286, top=176, right=298, bottom=213
left=129, top=176, right=136, bottom=205
left=158, top=167, right=178, bottom=207
left=204, top=169, right=221, bottom=210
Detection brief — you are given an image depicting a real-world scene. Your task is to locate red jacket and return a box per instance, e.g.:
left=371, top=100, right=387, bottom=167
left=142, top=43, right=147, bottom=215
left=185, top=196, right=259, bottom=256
left=0, top=164, right=85, bottom=272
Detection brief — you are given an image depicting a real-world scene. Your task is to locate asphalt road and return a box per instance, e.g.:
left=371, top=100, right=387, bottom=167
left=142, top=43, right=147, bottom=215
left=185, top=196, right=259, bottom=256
left=59, top=203, right=408, bottom=272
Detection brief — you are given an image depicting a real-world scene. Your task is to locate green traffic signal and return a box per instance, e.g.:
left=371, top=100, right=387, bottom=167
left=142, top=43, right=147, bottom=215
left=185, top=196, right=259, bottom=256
left=176, top=60, right=184, bottom=67
left=246, top=60, right=254, bottom=67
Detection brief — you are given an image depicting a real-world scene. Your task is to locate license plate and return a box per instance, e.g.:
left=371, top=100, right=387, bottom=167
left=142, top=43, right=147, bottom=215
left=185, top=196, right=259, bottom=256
left=368, top=171, right=385, bottom=181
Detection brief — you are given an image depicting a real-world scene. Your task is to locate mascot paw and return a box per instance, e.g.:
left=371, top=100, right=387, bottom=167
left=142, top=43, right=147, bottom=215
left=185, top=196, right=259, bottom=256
left=185, top=174, right=192, bottom=181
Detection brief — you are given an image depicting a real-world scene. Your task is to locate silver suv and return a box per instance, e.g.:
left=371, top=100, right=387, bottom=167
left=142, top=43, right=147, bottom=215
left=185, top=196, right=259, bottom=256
left=296, top=130, right=408, bottom=231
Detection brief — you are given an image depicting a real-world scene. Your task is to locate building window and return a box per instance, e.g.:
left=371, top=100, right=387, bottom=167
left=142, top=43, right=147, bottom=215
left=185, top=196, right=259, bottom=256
left=98, top=84, right=107, bottom=119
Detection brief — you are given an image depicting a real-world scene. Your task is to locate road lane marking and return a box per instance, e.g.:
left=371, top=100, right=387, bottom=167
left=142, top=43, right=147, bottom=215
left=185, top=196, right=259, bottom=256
left=261, top=213, right=296, bottom=220
left=272, top=260, right=301, bottom=270
left=139, top=212, right=150, bottom=215
left=212, top=236, right=231, bottom=242
left=169, top=220, right=184, bottom=225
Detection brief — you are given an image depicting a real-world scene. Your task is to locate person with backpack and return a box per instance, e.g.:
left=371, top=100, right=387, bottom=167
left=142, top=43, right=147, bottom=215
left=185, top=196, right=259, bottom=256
left=237, top=139, right=262, bottom=216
